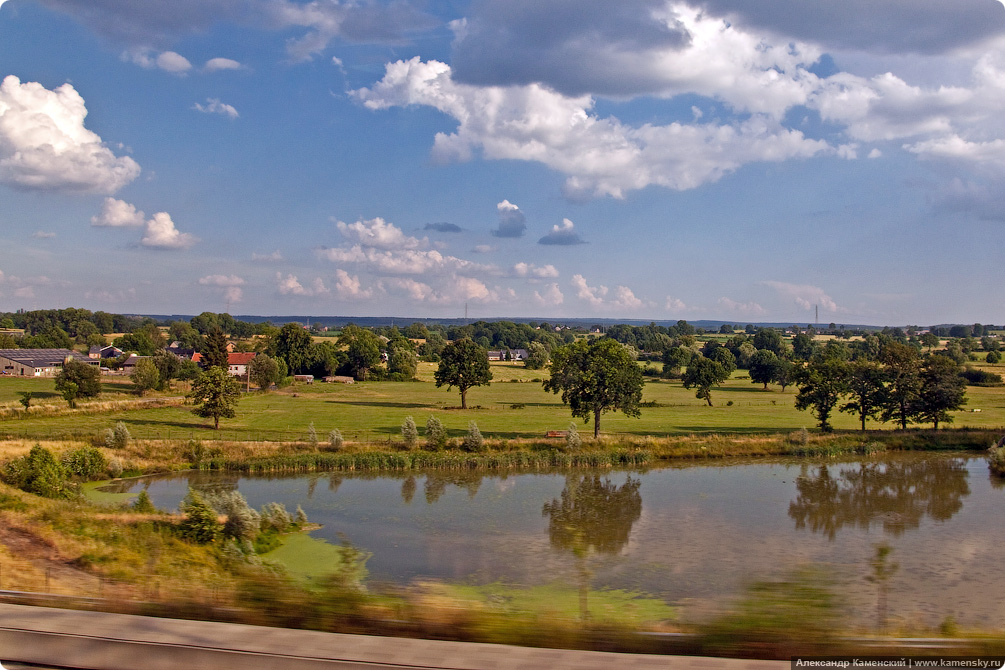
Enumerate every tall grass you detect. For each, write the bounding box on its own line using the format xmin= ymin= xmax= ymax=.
xmin=202 ymin=447 xmax=653 ymax=474
xmin=0 ymin=396 xmax=184 ymax=421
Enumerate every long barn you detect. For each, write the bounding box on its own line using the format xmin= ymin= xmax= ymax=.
xmin=0 ymin=349 xmax=98 ymax=377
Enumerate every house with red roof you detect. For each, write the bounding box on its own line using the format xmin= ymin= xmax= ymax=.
xmin=192 ymin=351 xmax=257 ymax=377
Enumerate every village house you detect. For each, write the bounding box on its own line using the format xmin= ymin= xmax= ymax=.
xmin=191 ymin=351 xmax=257 ymax=377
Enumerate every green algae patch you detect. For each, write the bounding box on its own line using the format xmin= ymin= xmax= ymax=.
xmin=82 ymin=480 xmax=138 ymax=506
xmin=261 ymin=532 xmax=360 ymax=583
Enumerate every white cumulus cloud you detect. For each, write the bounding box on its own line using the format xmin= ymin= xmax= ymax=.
xmin=0 ymin=76 xmax=140 ymax=194
xmin=91 ymin=197 xmax=145 ymax=227
xmin=276 ymin=273 xmax=329 ymax=296
xmin=334 ymin=269 xmax=373 ymax=299
xmin=156 ymin=51 xmax=193 ymax=74
xmin=492 ymin=199 xmax=527 ymax=237
xmin=193 ymin=98 xmax=239 ymax=119
xmin=533 ymin=283 xmax=565 ymax=306
xmin=513 ymin=262 xmax=559 ymax=279
xmin=141 ymin=212 xmax=198 ymax=249
xmin=539 ymin=218 xmax=586 ymax=245
xmin=335 ymin=216 xmax=424 ymax=249
xmin=204 ymin=57 xmax=242 ymax=72
xmin=353 ymin=58 xmax=828 ymax=199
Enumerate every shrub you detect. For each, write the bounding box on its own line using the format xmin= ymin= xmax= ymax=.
xmin=107 ymin=457 xmax=123 ymax=479
xmin=295 ymin=505 xmax=308 ymax=525
xmin=62 ymin=446 xmax=107 ymax=480
xmin=425 ymin=416 xmax=447 ymax=451
xmin=0 ymin=445 xmax=73 ymax=499
xmin=462 ymin=421 xmax=485 ymax=452
xmin=178 ymin=489 xmax=221 ymax=544
xmin=401 ymin=416 xmax=418 ymax=449
xmin=987 ymin=351 xmax=1002 ymax=364
xmin=132 ymin=490 xmax=156 ymax=513
xmin=566 ymin=422 xmax=582 ymax=451
xmin=962 ymin=367 xmax=1003 ymax=386
xmin=111 ymin=422 xmax=131 ymax=449
xmin=327 ymin=429 xmax=344 ymax=452
xmin=206 ymin=491 xmax=260 ymax=542
xmin=788 ymin=427 xmax=809 ymax=446
xmin=96 ymin=428 xmax=115 ymax=449
xmin=260 ymin=502 xmax=293 ymax=533
xmin=307 ymin=422 xmax=318 ymax=450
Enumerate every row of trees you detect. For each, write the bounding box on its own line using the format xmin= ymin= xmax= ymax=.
xmin=794 ymin=344 xmax=967 ymax=432
xmin=432 ymin=332 xmax=976 ymax=439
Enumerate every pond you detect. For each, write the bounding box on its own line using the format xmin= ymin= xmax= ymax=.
xmin=101 ymin=451 xmax=1004 ymax=628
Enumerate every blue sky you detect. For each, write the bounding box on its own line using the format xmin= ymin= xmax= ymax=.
xmin=2 ymin=0 xmax=1005 ymax=325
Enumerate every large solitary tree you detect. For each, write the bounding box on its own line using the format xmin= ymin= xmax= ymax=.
xmin=55 ymin=359 xmax=101 ymax=399
xmin=434 ymin=338 xmax=492 ymax=409
xmin=189 ymin=366 xmax=241 ymax=429
xmin=544 ymin=338 xmax=644 ymax=438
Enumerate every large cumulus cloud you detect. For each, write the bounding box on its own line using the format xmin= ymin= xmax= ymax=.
xmin=0 ymin=76 xmax=140 ymax=193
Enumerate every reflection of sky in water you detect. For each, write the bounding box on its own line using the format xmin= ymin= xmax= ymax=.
xmin=109 ymin=453 xmax=1005 ymax=627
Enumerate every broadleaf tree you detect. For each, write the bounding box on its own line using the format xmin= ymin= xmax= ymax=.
xmin=681 ymin=356 xmax=730 ymax=406
xmin=434 ymin=338 xmax=492 ymax=409
xmin=189 ymin=366 xmax=241 ymax=429
xmin=543 ymin=338 xmax=644 ymax=439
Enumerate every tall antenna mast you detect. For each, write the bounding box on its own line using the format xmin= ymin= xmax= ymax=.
xmin=465 ymin=302 xmax=468 ymax=323
xmin=815 ymin=305 xmax=819 ymax=325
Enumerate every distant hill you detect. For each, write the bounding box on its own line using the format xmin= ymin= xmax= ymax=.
xmin=135 ymin=314 xmax=888 ymax=331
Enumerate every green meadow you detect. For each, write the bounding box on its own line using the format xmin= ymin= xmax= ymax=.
xmin=1 ymin=361 xmax=1003 ymax=443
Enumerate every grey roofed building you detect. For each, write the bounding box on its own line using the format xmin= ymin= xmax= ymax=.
xmin=0 ymin=349 xmax=97 ymax=377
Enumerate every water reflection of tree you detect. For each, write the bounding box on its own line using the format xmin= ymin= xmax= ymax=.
xmin=422 ymin=472 xmax=483 ymax=504
xmin=401 ymin=475 xmax=416 ymax=504
xmin=789 ymin=457 xmax=970 ymax=540
xmin=542 ymin=474 xmax=642 ymax=619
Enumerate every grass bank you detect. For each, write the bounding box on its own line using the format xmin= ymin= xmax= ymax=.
xmin=1 ymin=427 xmax=998 ymax=480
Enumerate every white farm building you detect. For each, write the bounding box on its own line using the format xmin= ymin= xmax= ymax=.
xmin=0 ymin=349 xmax=97 ymax=377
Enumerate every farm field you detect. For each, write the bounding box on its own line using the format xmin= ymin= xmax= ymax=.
xmin=1 ymin=361 xmax=1003 ymax=443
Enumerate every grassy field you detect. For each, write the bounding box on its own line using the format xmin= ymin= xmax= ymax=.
xmin=1 ymin=361 xmax=1003 ymax=443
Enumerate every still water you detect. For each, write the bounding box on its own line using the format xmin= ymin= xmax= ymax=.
xmin=105 ymin=452 xmax=1004 ymax=627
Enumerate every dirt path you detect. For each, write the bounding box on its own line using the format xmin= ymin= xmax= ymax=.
xmin=0 ymin=523 xmax=101 ymax=596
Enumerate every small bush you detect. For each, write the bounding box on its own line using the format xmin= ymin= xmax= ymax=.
xmin=425 ymin=416 xmax=447 ymax=451
xmin=260 ymin=501 xmax=293 ymax=533
xmin=111 ymin=422 xmax=131 ymax=449
xmin=132 ymin=490 xmax=157 ymax=513
xmin=326 ymin=429 xmax=344 ymax=452
xmin=97 ymin=428 xmax=115 ymax=449
xmin=107 ymin=457 xmax=123 ymax=479
xmin=566 ymin=422 xmax=582 ymax=450
xmin=178 ymin=489 xmax=221 ymax=544
xmin=401 ymin=416 xmax=418 ymax=449
xmin=987 ymin=351 xmax=1002 ymax=364
xmin=62 ymin=446 xmax=107 ymax=480
xmin=307 ymin=422 xmax=319 ymax=450
xmin=0 ymin=445 xmax=74 ymax=499
xmin=462 ymin=421 xmax=485 ymax=452
xmin=295 ymin=505 xmax=308 ymax=525
xmin=788 ymin=427 xmax=809 ymax=446
xmin=209 ymin=491 xmax=261 ymax=542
